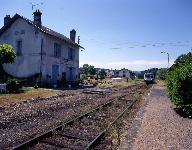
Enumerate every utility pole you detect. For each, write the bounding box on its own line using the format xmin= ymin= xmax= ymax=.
xmin=161 ymin=51 xmax=170 ymax=68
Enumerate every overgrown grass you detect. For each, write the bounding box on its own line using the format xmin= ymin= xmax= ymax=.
xmin=0 ymin=87 xmax=61 ymax=105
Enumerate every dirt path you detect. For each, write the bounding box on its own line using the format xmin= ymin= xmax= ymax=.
xmin=119 ymin=84 xmax=192 ymax=150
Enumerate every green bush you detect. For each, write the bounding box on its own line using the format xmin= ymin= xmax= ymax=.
xmin=6 ymin=79 xmax=22 ymax=93
xmin=157 ymin=68 xmax=168 ymax=80
xmin=99 ymin=69 xmax=107 ymax=79
xmin=166 ymin=63 xmax=192 ymax=117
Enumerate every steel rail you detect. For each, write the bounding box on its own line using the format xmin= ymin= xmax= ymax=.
xmin=12 ymin=95 xmax=125 ymax=150
xmin=12 ymin=84 xmax=143 ymax=150
xmin=84 ymin=99 xmax=137 ymax=150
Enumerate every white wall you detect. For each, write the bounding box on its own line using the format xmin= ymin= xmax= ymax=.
xmin=0 ymin=18 xmax=80 ymax=83
xmin=0 ymin=18 xmax=42 ymax=78
xmin=119 ymin=69 xmax=131 ymax=79
xmin=41 ymin=32 xmax=79 ymax=82
xmin=106 ymin=69 xmax=114 ymax=77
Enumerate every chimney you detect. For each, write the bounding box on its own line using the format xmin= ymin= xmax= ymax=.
xmin=33 ymin=9 xmax=42 ymax=27
xmin=4 ymin=15 xmax=11 ymax=26
xmin=70 ymin=29 xmax=76 ymax=42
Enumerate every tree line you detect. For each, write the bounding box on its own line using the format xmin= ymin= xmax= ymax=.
xmin=82 ymin=64 xmax=106 ymax=79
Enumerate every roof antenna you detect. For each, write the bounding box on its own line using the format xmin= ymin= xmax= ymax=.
xmin=78 ymin=36 xmax=80 ymax=44
xmin=29 ymin=2 xmax=44 ymax=11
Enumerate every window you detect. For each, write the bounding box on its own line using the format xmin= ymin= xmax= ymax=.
xmin=54 ymin=43 xmax=61 ymax=58
xmin=62 ymin=72 xmax=66 ymax=82
xmin=68 ymin=48 xmax=75 ymax=60
xmin=16 ymin=40 xmax=22 ymax=56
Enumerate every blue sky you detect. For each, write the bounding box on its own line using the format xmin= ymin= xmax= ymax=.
xmin=1 ymin=0 xmax=192 ymax=71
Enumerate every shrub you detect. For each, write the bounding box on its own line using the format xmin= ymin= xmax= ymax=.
xmin=166 ymin=63 xmax=192 ymax=117
xmin=157 ymin=68 xmax=168 ymax=80
xmin=34 ymin=84 xmax=39 ymax=89
xmin=99 ymin=69 xmax=107 ymax=79
xmin=6 ymin=79 xmax=22 ymax=93
xmin=80 ymin=74 xmax=87 ymax=83
xmin=0 ymin=44 xmax=16 ymax=64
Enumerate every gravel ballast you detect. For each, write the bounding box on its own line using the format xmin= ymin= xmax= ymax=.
xmin=0 ymin=84 xmax=145 ymax=149
xmin=119 ymin=84 xmax=192 ymax=150
xmin=0 ymin=90 xmax=114 ymax=149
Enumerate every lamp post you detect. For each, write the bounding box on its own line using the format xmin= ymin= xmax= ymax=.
xmin=161 ymin=51 xmax=170 ymax=68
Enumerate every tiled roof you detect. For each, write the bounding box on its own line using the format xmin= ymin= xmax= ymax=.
xmin=0 ymin=14 xmax=84 ymax=49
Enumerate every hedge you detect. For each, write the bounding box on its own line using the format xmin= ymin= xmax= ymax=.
xmin=6 ymin=79 xmax=22 ymax=93
xmin=166 ymin=63 xmax=192 ymax=117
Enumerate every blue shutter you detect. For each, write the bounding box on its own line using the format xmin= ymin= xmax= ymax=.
xmin=68 ymin=48 xmax=73 ymax=60
xmin=72 ymin=49 xmax=75 ymax=60
xmin=16 ymin=40 xmax=22 ymax=56
xmin=54 ymin=43 xmax=61 ymax=57
xmin=58 ymin=44 xmax=61 ymax=57
xmin=54 ymin=43 xmax=56 ymax=57
xmin=68 ymin=48 xmax=70 ymax=59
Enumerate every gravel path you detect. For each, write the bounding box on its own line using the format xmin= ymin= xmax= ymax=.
xmin=120 ymin=84 xmax=192 ymax=150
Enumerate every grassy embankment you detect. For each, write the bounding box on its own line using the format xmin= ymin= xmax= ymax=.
xmin=0 ymin=87 xmax=61 ymax=105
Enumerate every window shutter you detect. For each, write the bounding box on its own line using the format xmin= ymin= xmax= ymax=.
xmin=16 ymin=40 xmax=22 ymax=56
xmin=58 ymin=44 xmax=61 ymax=57
xmin=54 ymin=43 xmax=56 ymax=57
xmin=68 ymin=48 xmax=70 ymax=59
xmin=54 ymin=43 xmax=61 ymax=57
xmin=72 ymin=49 xmax=75 ymax=60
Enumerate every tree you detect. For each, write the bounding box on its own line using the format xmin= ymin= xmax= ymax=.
xmin=0 ymin=44 xmax=16 ymax=80
xmin=0 ymin=44 xmax=16 ymax=64
xmin=82 ymin=64 xmax=96 ymax=75
xmin=174 ymin=52 xmax=192 ymax=66
xmin=170 ymin=52 xmax=192 ymax=71
xmin=166 ymin=51 xmax=192 ymax=117
xmin=166 ymin=63 xmax=192 ymax=117
xmin=157 ymin=68 xmax=167 ymax=80
xmin=82 ymin=64 xmax=89 ymax=75
xmin=89 ymin=65 xmax=96 ymax=75
xmin=99 ymin=69 xmax=107 ymax=79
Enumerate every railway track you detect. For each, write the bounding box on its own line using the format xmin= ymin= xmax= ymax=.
xmin=12 ymin=84 xmax=145 ymax=150
xmin=82 ymin=84 xmax=142 ymax=95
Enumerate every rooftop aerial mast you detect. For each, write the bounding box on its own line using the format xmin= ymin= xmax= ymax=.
xmin=29 ymin=2 xmax=44 ymax=11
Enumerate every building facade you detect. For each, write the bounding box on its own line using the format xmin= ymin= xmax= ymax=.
xmin=118 ymin=68 xmax=131 ymax=78
xmin=105 ymin=68 xmax=131 ymax=79
xmin=105 ymin=69 xmax=115 ymax=78
xmin=0 ymin=10 xmax=83 ymax=84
